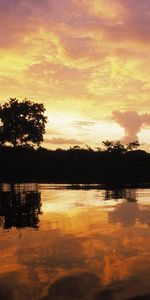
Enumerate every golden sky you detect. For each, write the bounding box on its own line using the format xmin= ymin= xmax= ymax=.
xmin=0 ymin=0 xmax=150 ymax=149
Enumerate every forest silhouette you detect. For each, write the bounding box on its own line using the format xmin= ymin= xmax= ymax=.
xmin=0 ymin=144 xmax=149 ymax=185
xmin=0 ymin=98 xmax=149 ymax=185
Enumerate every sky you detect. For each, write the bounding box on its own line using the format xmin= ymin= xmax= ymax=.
xmin=0 ymin=0 xmax=150 ymax=150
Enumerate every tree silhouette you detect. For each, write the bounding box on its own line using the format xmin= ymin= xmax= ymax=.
xmin=0 ymin=98 xmax=47 ymax=147
xmin=102 ymin=140 xmax=114 ymax=152
xmin=102 ymin=140 xmax=140 ymax=153
xmin=127 ymin=141 xmax=140 ymax=151
xmin=102 ymin=140 xmax=126 ymax=154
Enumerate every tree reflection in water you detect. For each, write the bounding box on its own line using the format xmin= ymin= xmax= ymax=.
xmin=0 ymin=188 xmax=41 ymax=229
xmin=104 ymin=189 xmax=150 ymax=227
xmin=104 ymin=188 xmax=137 ymax=202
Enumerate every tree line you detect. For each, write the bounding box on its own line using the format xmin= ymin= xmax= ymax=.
xmin=0 ymin=98 xmax=149 ymax=184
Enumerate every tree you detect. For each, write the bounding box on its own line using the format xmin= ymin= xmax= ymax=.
xmin=127 ymin=141 xmax=140 ymax=151
xmin=102 ymin=140 xmax=114 ymax=152
xmin=102 ymin=140 xmax=126 ymax=154
xmin=112 ymin=141 xmax=126 ymax=154
xmin=0 ymin=98 xmax=47 ymax=147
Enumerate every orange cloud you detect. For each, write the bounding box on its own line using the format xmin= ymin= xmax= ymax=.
xmin=113 ymin=111 xmax=150 ymax=143
xmin=44 ymin=137 xmax=84 ymax=145
xmin=0 ymin=0 xmax=149 ymax=149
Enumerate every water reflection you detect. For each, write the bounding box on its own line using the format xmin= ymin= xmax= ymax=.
xmin=104 ymin=189 xmax=150 ymax=226
xmin=0 ymin=188 xmax=41 ymax=229
xmin=0 ymin=185 xmax=150 ymax=300
xmin=43 ymin=272 xmax=100 ymax=300
xmin=104 ymin=189 xmax=137 ymax=202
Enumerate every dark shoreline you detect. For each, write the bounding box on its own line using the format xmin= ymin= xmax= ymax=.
xmin=0 ymin=181 xmax=150 ymax=190
xmin=0 ymin=147 xmax=150 ymax=186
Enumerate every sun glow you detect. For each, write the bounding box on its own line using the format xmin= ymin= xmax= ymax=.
xmin=0 ymin=0 xmax=149 ymax=150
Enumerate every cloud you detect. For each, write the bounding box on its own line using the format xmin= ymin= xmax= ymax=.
xmin=113 ymin=111 xmax=150 ymax=143
xmin=0 ymin=0 xmax=150 ymax=148
xmin=44 ymin=137 xmax=84 ymax=145
xmin=45 ymin=128 xmax=61 ymax=135
xmin=73 ymin=121 xmax=97 ymax=127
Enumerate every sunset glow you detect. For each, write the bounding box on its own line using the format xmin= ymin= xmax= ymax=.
xmin=0 ymin=0 xmax=150 ymax=149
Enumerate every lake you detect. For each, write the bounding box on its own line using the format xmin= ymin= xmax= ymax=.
xmin=0 ymin=184 xmax=150 ymax=300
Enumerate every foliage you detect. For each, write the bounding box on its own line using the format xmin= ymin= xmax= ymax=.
xmin=102 ymin=140 xmax=126 ymax=154
xmin=0 ymin=98 xmax=47 ymax=147
xmin=102 ymin=140 xmax=140 ymax=153
xmin=102 ymin=140 xmax=114 ymax=152
xmin=126 ymin=141 xmax=140 ymax=151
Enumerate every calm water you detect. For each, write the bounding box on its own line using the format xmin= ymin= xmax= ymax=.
xmin=0 ymin=184 xmax=150 ymax=300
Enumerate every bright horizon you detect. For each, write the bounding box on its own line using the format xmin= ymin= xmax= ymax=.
xmin=0 ymin=0 xmax=150 ymax=150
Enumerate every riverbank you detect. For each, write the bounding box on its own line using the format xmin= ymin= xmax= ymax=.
xmin=0 ymin=146 xmax=150 ymax=184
